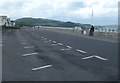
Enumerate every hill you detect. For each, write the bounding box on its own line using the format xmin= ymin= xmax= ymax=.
xmin=15 ymin=17 xmax=91 ymax=29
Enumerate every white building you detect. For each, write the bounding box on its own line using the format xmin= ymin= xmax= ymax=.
xmin=0 ymin=16 xmax=15 ymax=27
xmin=10 ymin=21 xmax=16 ymax=26
xmin=73 ymin=26 xmax=82 ymax=31
xmin=99 ymin=25 xmax=118 ymax=33
xmin=0 ymin=16 xmax=8 ymax=26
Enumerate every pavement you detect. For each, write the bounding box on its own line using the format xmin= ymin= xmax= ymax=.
xmin=2 ymin=28 xmax=118 ymax=81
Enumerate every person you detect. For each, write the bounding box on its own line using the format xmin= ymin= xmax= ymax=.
xmin=89 ymin=25 xmax=94 ymax=36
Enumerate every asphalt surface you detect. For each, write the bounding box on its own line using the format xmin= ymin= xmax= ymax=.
xmin=2 ymin=28 xmax=118 ymax=81
xmin=0 ymin=29 xmax=2 ymax=82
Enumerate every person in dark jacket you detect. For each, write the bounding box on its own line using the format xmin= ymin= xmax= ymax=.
xmin=89 ymin=25 xmax=94 ymax=36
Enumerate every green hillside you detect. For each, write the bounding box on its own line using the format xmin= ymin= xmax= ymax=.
xmin=15 ymin=17 xmax=91 ymax=29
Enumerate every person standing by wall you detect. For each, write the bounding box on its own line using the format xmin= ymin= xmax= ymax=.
xmin=89 ymin=25 xmax=94 ymax=36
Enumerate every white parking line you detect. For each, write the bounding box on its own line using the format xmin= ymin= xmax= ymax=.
xmin=52 ymin=41 xmax=56 ymax=43
xmin=24 ymin=46 xmax=34 ymax=49
xmin=22 ymin=52 xmax=38 ymax=57
xmin=61 ymin=48 xmax=71 ymax=51
xmin=66 ymin=46 xmax=72 ymax=49
xmin=32 ymin=65 xmax=52 ymax=71
xmin=82 ymin=55 xmax=94 ymax=59
xmin=82 ymin=55 xmax=108 ymax=60
xmin=76 ymin=49 xmax=87 ymax=54
xmin=58 ymin=43 xmax=63 ymax=46
xmin=52 ymin=43 xmax=63 ymax=46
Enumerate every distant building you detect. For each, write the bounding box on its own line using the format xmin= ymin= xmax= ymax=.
xmin=0 ymin=16 xmax=8 ymax=26
xmin=0 ymin=16 xmax=15 ymax=27
xmin=11 ymin=21 xmax=16 ymax=26
xmin=73 ymin=26 xmax=82 ymax=31
xmin=99 ymin=25 xmax=118 ymax=33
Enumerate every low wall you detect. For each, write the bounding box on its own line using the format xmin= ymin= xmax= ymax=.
xmin=94 ymin=32 xmax=118 ymax=38
xmin=40 ymin=27 xmax=118 ymax=39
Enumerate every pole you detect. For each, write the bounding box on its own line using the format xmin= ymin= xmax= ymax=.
xmin=91 ymin=9 xmax=93 ymax=25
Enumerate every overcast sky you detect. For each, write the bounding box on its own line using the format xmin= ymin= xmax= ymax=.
xmin=0 ymin=0 xmax=118 ymax=25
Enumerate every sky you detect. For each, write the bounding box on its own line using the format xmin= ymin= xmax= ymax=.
xmin=0 ymin=0 xmax=119 ymax=25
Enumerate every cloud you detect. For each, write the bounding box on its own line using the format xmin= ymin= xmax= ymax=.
xmin=0 ymin=0 xmax=118 ymax=25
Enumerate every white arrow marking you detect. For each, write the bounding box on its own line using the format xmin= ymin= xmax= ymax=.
xmin=82 ymin=55 xmax=95 ymax=59
xmin=76 ymin=49 xmax=87 ymax=54
xmin=22 ymin=52 xmax=38 ymax=57
xmin=94 ymin=55 xmax=108 ymax=60
xmin=82 ymin=55 xmax=108 ymax=60
xmin=32 ymin=65 xmax=52 ymax=71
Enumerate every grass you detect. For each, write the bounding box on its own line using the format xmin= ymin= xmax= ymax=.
xmin=2 ymin=26 xmax=20 ymax=31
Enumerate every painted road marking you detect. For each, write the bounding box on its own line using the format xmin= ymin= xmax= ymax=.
xmin=94 ymin=55 xmax=108 ymax=60
xmin=32 ymin=65 xmax=52 ymax=71
xmin=82 ymin=55 xmax=94 ymax=59
xmin=52 ymin=41 xmax=56 ymax=43
xmin=61 ymin=48 xmax=71 ymax=51
xmin=58 ymin=43 xmax=63 ymax=46
xmin=44 ymin=38 xmax=47 ymax=40
xmin=42 ymin=37 xmax=44 ymax=38
xmin=82 ymin=55 xmax=108 ymax=60
xmin=49 ymin=40 xmax=51 ymax=42
xmin=66 ymin=46 xmax=72 ymax=49
xmin=24 ymin=46 xmax=34 ymax=49
xmin=76 ymin=49 xmax=87 ymax=54
xmin=21 ymin=43 xmax=26 ymax=44
xmin=52 ymin=43 xmax=63 ymax=46
xmin=22 ymin=52 xmax=38 ymax=57
xmin=61 ymin=45 xmax=72 ymax=51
